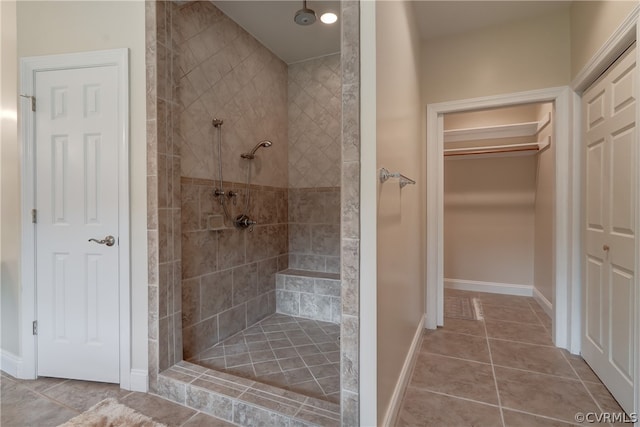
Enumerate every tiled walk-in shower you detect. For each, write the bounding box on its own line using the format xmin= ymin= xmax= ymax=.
xmin=189 ymin=314 xmax=340 ymax=403
xmin=147 ymin=0 xmax=362 ymax=425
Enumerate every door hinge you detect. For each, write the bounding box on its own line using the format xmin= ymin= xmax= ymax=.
xmin=32 ymin=321 xmax=37 ymax=335
xmin=20 ymin=94 xmax=36 ymax=112
xmin=31 ymin=209 xmax=37 ymax=224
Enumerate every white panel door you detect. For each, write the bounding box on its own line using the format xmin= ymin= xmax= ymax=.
xmin=35 ymin=65 xmax=120 ymax=383
xmin=582 ymin=43 xmax=636 ymax=413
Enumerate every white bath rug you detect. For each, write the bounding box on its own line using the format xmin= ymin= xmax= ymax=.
xmin=58 ymin=398 xmax=167 ymax=427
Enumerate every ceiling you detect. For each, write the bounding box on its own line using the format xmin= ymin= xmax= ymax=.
xmin=212 ymin=1 xmax=341 ymax=64
xmin=412 ymin=1 xmax=570 ymax=41
xmin=211 ymin=1 xmax=570 ymax=64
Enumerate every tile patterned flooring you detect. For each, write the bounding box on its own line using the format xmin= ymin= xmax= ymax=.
xmin=396 ymin=289 xmax=628 ymax=427
xmin=188 ymin=313 xmax=341 ymax=404
xmin=0 ymin=371 xmax=234 ymax=427
xmin=3 ymin=290 xmax=629 ymax=427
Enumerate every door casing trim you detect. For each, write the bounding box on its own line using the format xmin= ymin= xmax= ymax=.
xmin=19 ymin=48 xmax=131 ymax=388
xmin=425 ymin=86 xmax=577 ymax=354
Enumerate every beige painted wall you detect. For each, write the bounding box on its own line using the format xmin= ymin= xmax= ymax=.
xmin=11 ymin=1 xmax=148 ymax=372
xmin=444 ymin=155 xmax=537 ymax=287
xmin=1 ymin=0 xmax=20 ymax=356
xmin=571 ymin=1 xmax=638 ymax=79
xmin=376 ymin=1 xmax=425 ymax=423
xmin=534 ymin=103 xmax=555 ymax=304
xmin=422 ymin=7 xmax=571 ymax=104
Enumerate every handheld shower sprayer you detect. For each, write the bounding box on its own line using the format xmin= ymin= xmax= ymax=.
xmin=241 ymin=140 xmax=273 ymax=159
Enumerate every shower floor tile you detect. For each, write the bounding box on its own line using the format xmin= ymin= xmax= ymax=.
xmin=189 ymin=313 xmax=340 ymax=403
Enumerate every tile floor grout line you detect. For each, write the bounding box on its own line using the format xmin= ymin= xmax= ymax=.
xmin=186 ymin=313 xmax=340 ymax=404
xmin=395 ymin=290 xmax=623 ymax=427
xmin=483 ymin=335 xmax=555 ymax=347
xmin=559 ymin=349 xmax=613 ymax=424
xmin=419 ymin=350 xmax=494 ymax=366
xmin=405 ymin=385 xmax=503 ymax=409
xmin=178 ymin=410 xmax=206 ymax=427
xmin=15 ymin=380 xmax=83 ymax=415
xmin=501 ymin=405 xmax=582 ymax=426
xmin=532 ymin=308 xmax=553 ymax=336
xmin=482 ymin=311 xmax=507 ymax=427
xmin=489 ymin=362 xmax=583 ymax=382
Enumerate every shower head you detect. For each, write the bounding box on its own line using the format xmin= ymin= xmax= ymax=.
xmin=294 ymin=0 xmax=316 ymax=25
xmin=241 ymin=140 xmax=273 ymax=159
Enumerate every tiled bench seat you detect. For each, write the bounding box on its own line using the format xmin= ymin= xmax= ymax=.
xmin=275 ymin=269 xmax=341 ymax=324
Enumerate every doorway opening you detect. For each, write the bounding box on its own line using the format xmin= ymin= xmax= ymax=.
xmin=443 ymin=102 xmax=554 ymax=313
xmin=425 ymin=87 xmax=580 ymax=353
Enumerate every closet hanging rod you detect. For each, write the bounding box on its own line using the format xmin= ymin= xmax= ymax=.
xmin=379 ymin=167 xmax=416 ymax=188
xmin=444 ymin=137 xmax=550 ymax=158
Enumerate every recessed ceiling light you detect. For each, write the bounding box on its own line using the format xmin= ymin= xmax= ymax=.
xmin=320 ymin=12 xmax=338 ymax=24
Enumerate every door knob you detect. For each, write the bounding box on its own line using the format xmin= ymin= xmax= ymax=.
xmin=88 ymin=235 xmax=116 ymax=247
xmin=603 ymin=244 xmax=610 ymax=251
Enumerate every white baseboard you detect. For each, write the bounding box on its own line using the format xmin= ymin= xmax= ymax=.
xmin=1 ymin=350 xmax=22 ymax=378
xmin=381 ymin=314 xmax=425 ymax=427
xmin=445 ymin=278 xmax=533 ymax=297
xmin=533 ymin=287 xmax=553 ymax=318
xmin=128 ymin=369 xmax=148 ymax=392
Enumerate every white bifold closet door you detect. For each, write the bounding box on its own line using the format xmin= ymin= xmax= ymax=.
xmin=582 ymin=43 xmax=636 ymax=414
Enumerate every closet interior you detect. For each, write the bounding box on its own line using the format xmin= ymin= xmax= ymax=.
xmin=443 ymin=102 xmax=555 ymax=316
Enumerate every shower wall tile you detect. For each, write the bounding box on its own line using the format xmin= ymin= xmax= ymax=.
xmin=180 ymin=178 xmax=284 ymax=358
xmin=311 ymin=224 xmax=340 ymax=256
xmin=289 ymin=224 xmax=311 ymax=253
xmin=342 ymin=239 xmax=360 ymax=317
xmin=288 ymin=188 xmax=340 ymax=272
xmin=232 ymin=263 xmax=258 ymax=306
xmin=181 ymin=278 xmax=199 ymax=328
xmin=340 ymin=1 xmax=360 ymax=425
xmin=175 ymin=1 xmax=288 ymax=188
xmin=342 ymin=161 xmax=360 ymax=241
xmin=247 ymin=292 xmax=272 ymax=326
xmin=257 ymin=257 xmax=278 ymax=294
xmin=183 ymin=316 xmax=218 ymax=360
xmin=288 ymin=54 xmax=342 ymax=189
xmin=201 ymin=270 xmax=233 ymax=319
xmin=147 ymin=0 xmax=183 ymax=381
xmin=289 ymin=254 xmax=327 ymax=272
xmin=149 ymin=285 xmax=159 ymax=340
xmin=218 ymin=304 xmax=246 ymax=341
xmin=342 ymin=83 xmax=360 ymax=163
xmin=326 ymin=256 xmax=341 ymax=274
xmin=218 ymin=229 xmax=246 ymax=270
xmin=181 ymin=230 xmax=218 ymax=279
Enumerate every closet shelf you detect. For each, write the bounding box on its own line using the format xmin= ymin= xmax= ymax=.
xmin=444 ymin=136 xmax=551 ymax=159
xmin=444 ymin=112 xmax=551 ymax=143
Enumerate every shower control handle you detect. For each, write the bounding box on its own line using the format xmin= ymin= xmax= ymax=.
xmin=235 ymin=214 xmax=257 ymax=231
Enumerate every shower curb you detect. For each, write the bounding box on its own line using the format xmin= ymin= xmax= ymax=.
xmin=157 ymin=361 xmax=340 ymax=427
